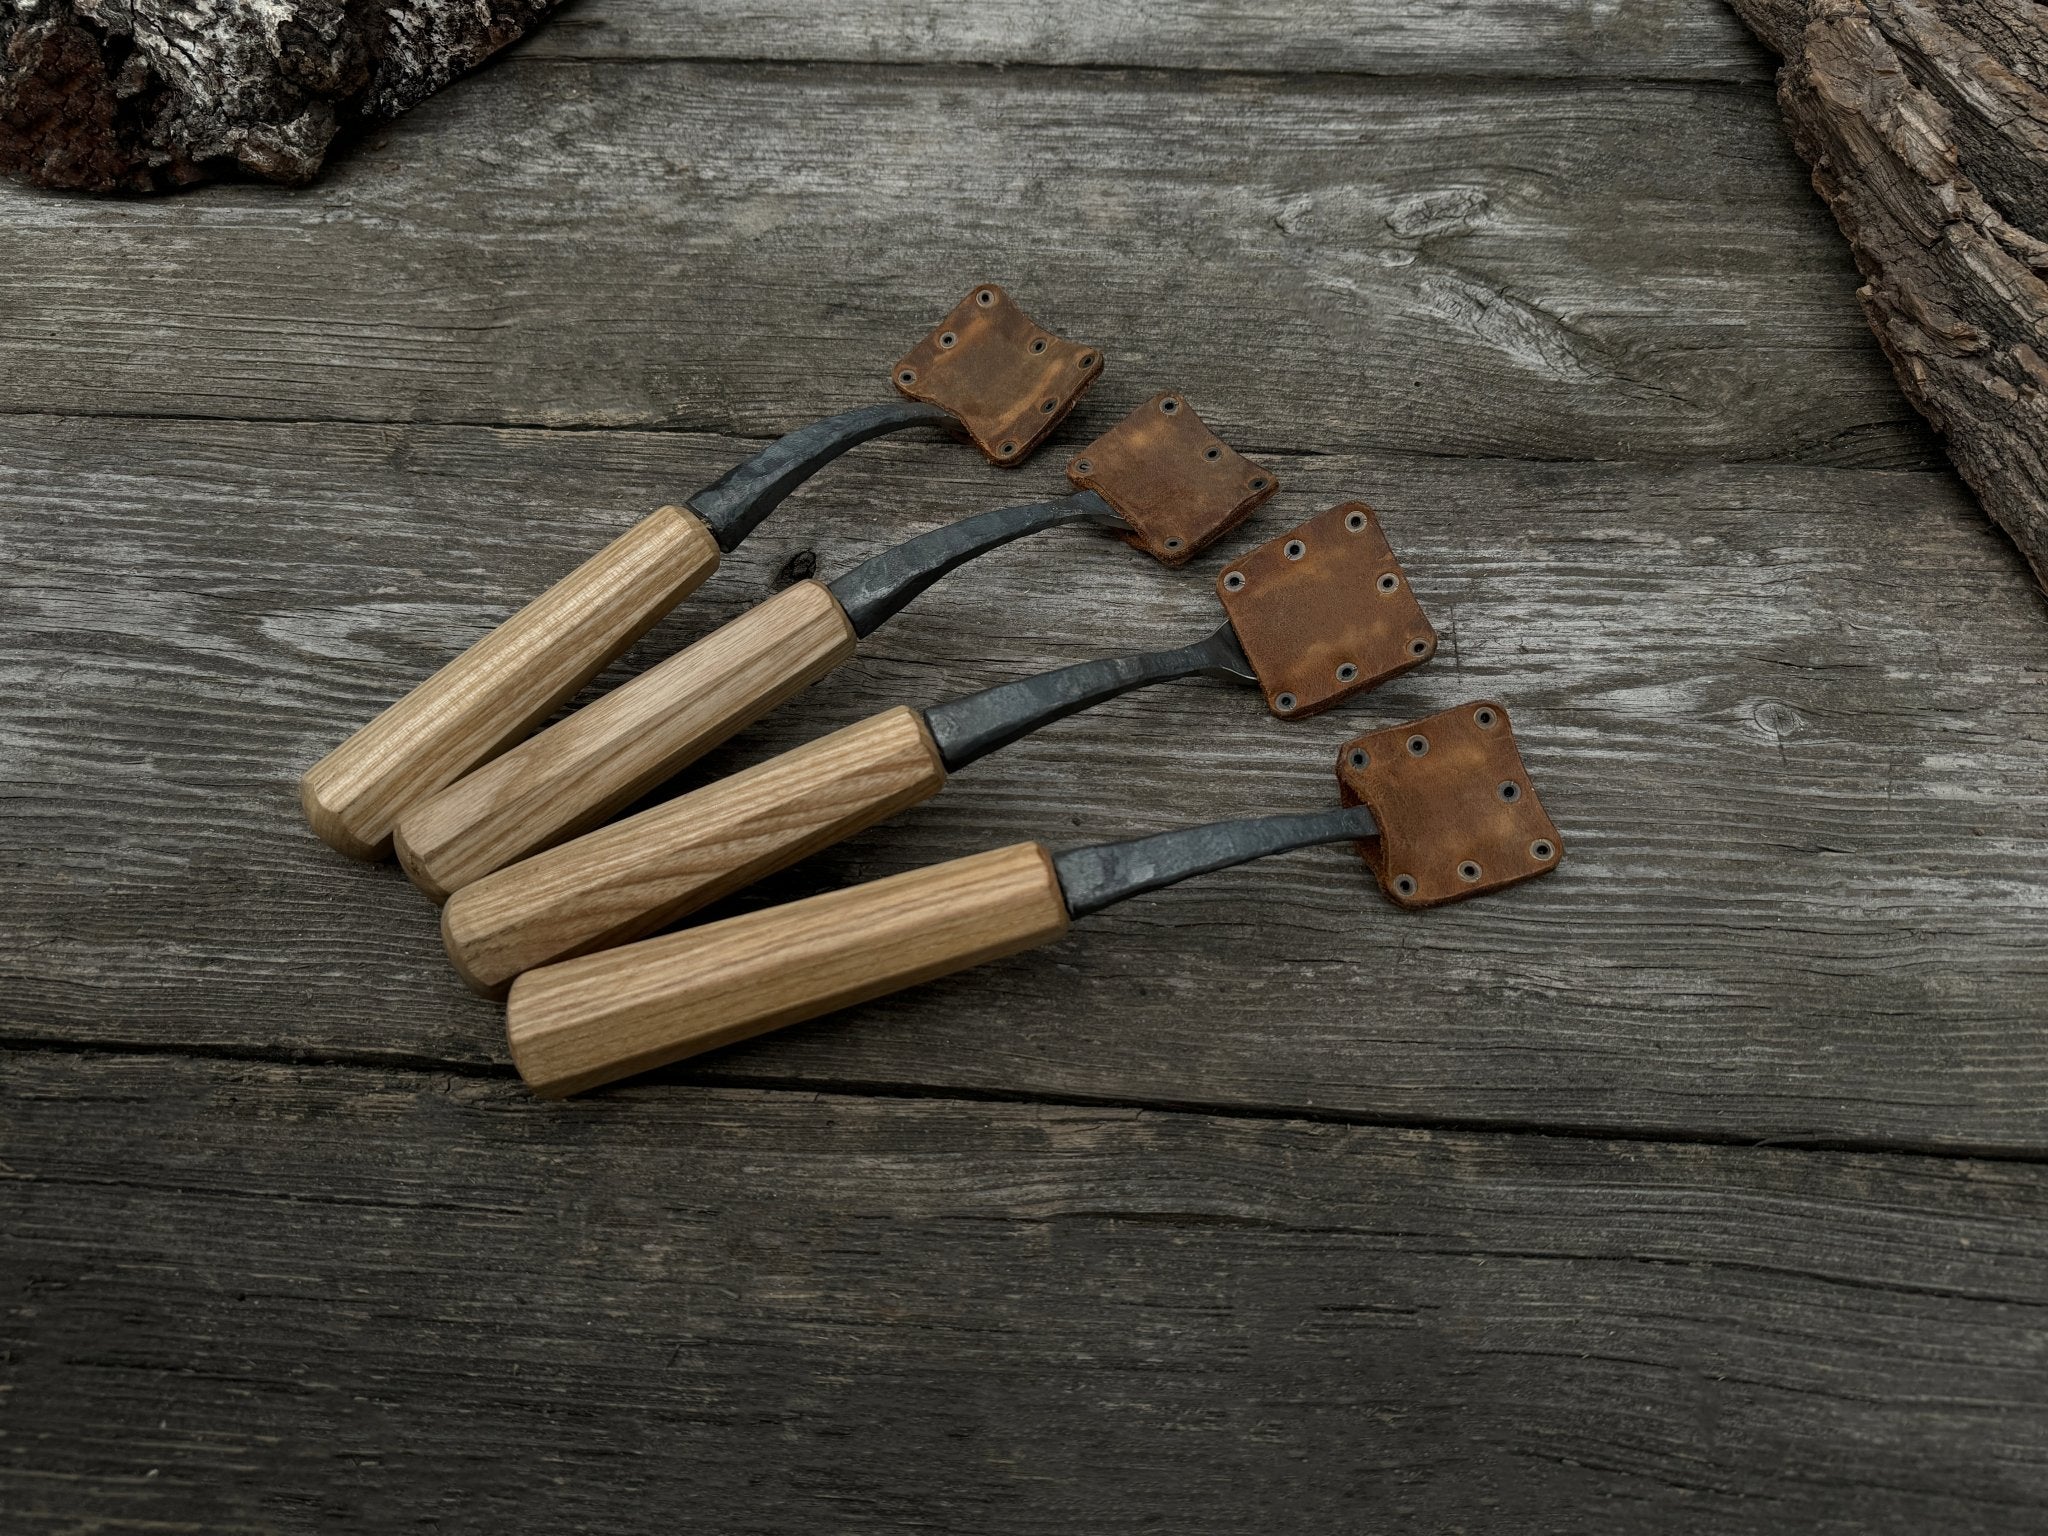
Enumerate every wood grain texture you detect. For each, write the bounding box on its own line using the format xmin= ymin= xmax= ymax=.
xmin=303 ymin=504 xmax=718 ymax=859
xmin=5 ymin=1050 xmax=2045 ymax=1534
xmin=394 ymin=578 xmax=858 ymax=898
xmin=1728 ymin=0 xmax=2048 ymax=589
xmin=532 ymin=0 xmax=1765 ymax=79
xmin=508 ymin=842 xmax=1070 ymax=1096
xmin=0 ymin=54 xmax=1936 ymax=470
xmin=4 ymin=414 xmax=2045 ymax=1148
xmin=444 ymin=704 xmax=947 ymax=996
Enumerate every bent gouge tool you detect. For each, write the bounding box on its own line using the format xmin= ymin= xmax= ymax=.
xmin=393 ymin=391 xmax=1278 ymax=902
xmin=501 ymin=700 xmax=1564 ymax=1097
xmin=441 ymin=501 xmax=1434 ymax=996
xmin=299 ymin=283 xmax=1103 ymax=861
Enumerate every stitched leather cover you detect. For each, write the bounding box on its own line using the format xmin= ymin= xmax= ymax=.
xmin=1065 ymin=392 xmax=1277 ymax=565
xmin=1216 ymin=501 xmax=1435 ymax=717
xmin=891 ymin=285 xmax=1104 ymax=463
xmin=1336 ymin=700 xmax=1563 ymax=908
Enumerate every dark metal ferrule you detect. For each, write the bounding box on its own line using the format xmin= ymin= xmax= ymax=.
xmin=687 ymin=400 xmax=956 ymax=552
xmin=1053 ymin=804 xmax=1381 ymax=919
xmin=921 ymin=623 xmax=1255 ymax=772
xmin=825 ymin=489 xmax=1123 ymax=639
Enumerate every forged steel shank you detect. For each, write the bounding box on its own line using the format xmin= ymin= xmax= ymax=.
xmin=1054 ymin=804 xmax=1381 ymax=919
xmin=686 ymin=400 xmax=956 ymax=552
xmin=922 ymin=623 xmax=1255 ymax=771
xmin=825 ymin=490 xmax=1123 ymax=638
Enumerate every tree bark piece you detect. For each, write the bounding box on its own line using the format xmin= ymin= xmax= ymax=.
xmin=1730 ymin=0 xmax=2048 ymax=588
xmin=0 ymin=0 xmax=557 ymax=192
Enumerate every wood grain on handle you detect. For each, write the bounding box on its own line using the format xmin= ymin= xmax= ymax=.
xmin=505 ymin=842 xmax=1069 ymax=1096
xmin=442 ymin=706 xmax=947 ymax=997
xmin=395 ymin=580 xmax=858 ymax=900
xmin=300 ymin=507 xmax=719 ymax=861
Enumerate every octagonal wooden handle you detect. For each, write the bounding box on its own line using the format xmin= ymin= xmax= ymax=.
xmin=505 ymin=842 xmax=1070 ymax=1097
xmin=300 ymin=508 xmax=720 ymax=861
xmin=395 ymin=580 xmax=859 ymax=900
xmin=441 ymin=706 xmax=949 ymax=997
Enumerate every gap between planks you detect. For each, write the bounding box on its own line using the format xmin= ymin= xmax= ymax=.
xmin=7 ymin=1031 xmax=2047 ymax=1169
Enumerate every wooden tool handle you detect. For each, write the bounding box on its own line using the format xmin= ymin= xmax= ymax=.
xmin=300 ymin=508 xmax=719 ymax=860
xmin=505 ymin=842 xmax=1069 ymax=1096
xmin=442 ymin=707 xmax=949 ymax=997
xmin=395 ymin=580 xmax=858 ymax=899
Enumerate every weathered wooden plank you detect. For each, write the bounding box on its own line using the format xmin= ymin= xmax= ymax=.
xmin=4 ymin=415 xmax=2045 ymax=1149
xmin=529 ymin=0 xmax=1766 ymax=80
xmin=4 ymin=1051 xmax=2043 ymax=1534
xmin=0 ymin=57 xmax=1934 ymax=469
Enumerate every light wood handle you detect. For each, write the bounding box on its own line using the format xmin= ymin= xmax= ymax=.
xmin=441 ymin=706 xmax=948 ymax=997
xmin=300 ymin=508 xmax=719 ymax=860
xmin=506 ymin=842 xmax=1069 ymax=1096
xmin=395 ymin=580 xmax=858 ymax=899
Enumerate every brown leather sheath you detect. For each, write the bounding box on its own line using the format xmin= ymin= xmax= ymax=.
xmin=1066 ymin=392 xmax=1277 ymax=565
xmin=1218 ymin=502 xmax=1436 ymax=718
xmin=891 ymin=284 xmax=1104 ymax=464
xmin=1336 ymin=700 xmax=1563 ymax=908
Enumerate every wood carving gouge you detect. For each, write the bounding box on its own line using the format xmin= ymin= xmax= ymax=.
xmin=301 ymin=283 xmax=1102 ymax=860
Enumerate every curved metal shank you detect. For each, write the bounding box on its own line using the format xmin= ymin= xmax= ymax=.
xmin=686 ymin=400 xmax=956 ymax=551
xmin=825 ymin=490 xmax=1123 ymax=638
xmin=1053 ymin=804 xmax=1381 ymax=919
xmin=922 ymin=623 xmax=1254 ymax=772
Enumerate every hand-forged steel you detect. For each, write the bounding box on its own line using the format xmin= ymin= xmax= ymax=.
xmin=686 ymin=400 xmax=956 ymax=551
xmin=1054 ymin=803 xmax=1381 ymax=919
xmin=825 ymin=490 xmax=1123 ymax=638
xmin=922 ymin=623 xmax=1255 ymax=771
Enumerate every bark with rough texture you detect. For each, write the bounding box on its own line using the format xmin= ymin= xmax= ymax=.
xmin=0 ymin=0 xmax=556 ymax=191
xmin=1730 ymin=0 xmax=2048 ymax=588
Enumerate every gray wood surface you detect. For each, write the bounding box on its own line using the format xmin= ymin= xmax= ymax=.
xmin=7 ymin=1052 xmax=2046 ymax=1534
xmin=3 ymin=2 xmax=2045 ymax=1528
